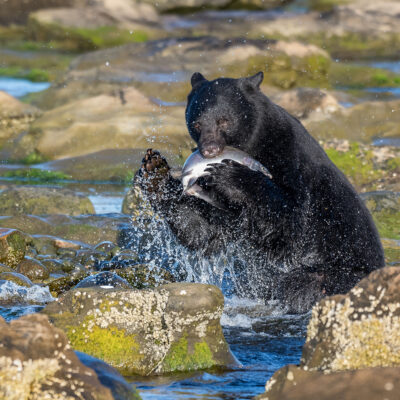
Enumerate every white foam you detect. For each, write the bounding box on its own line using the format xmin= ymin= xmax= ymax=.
xmin=0 ymin=281 xmax=55 ymax=304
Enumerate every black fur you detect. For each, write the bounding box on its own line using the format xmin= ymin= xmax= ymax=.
xmin=137 ymin=73 xmax=385 ymax=313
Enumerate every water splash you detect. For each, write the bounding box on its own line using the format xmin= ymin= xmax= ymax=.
xmin=0 ymin=281 xmax=55 ymax=305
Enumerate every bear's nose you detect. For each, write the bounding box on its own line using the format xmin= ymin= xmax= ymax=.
xmin=201 ymin=142 xmax=223 ymax=158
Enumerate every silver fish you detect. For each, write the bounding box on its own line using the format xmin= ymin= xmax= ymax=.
xmin=181 ymin=146 xmax=272 ymax=207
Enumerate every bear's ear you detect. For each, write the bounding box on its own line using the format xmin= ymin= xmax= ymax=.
xmin=246 ymin=71 xmax=264 ymax=89
xmin=191 ymin=72 xmax=207 ymax=89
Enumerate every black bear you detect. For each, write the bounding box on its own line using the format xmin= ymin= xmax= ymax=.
xmin=137 ymin=72 xmax=385 ymax=313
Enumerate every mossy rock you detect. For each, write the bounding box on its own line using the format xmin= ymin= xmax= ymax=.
xmin=15 ymin=256 xmax=49 ymax=282
xmin=362 ymin=191 xmax=400 ymax=240
xmin=0 ymin=228 xmax=26 ymax=269
xmin=43 ymin=283 xmax=237 ymax=375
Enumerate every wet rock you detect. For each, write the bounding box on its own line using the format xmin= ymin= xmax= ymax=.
xmin=74 ymin=271 xmax=134 ymax=289
xmin=0 ymin=91 xmax=40 ymax=148
xmin=0 ymin=313 xmax=123 ymax=400
xmin=0 ymin=228 xmax=26 ymax=268
xmin=256 ymin=364 xmax=400 ymax=400
xmin=31 ymin=234 xmax=58 ymax=256
xmin=48 ymin=270 xmax=89 ymax=297
xmin=0 ymin=213 xmax=129 ymax=246
xmin=76 ymin=351 xmax=142 ymax=400
xmin=94 ymin=241 xmax=118 ymax=253
xmin=114 ymin=264 xmax=174 ymax=289
xmin=15 ymin=256 xmax=50 ymax=282
xmin=301 ymin=266 xmax=400 ymax=372
xmin=0 ymin=264 xmax=13 ymax=273
xmin=0 ymin=271 xmax=33 ymax=287
xmin=34 ymin=149 xmax=149 ymax=182
xmin=0 ymin=186 xmax=95 ymax=216
xmin=43 ymin=283 xmax=237 ymax=375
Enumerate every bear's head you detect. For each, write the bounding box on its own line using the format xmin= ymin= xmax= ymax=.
xmin=185 ymin=72 xmax=264 ymax=158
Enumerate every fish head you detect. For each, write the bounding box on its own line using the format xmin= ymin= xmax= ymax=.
xmin=186 ymin=72 xmax=264 ymax=157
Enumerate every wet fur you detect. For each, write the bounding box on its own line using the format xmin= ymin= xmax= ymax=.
xmin=137 ymin=73 xmax=385 ymax=313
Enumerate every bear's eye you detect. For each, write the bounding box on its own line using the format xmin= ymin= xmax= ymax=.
xmin=192 ymin=122 xmax=201 ymax=131
xmin=217 ymin=118 xmax=229 ymax=130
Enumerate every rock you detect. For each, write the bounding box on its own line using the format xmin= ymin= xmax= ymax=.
xmin=271 ymin=88 xmax=341 ymax=120
xmin=43 ymin=283 xmax=237 ymax=375
xmin=305 ymin=99 xmax=400 ymax=143
xmin=141 ymin=0 xmax=291 ymax=12
xmin=0 ymin=91 xmax=40 ymax=148
xmin=48 ymin=270 xmax=89 ymax=297
xmin=0 ymin=271 xmax=33 ymax=287
xmin=0 ymin=186 xmax=95 ymax=216
xmin=381 ymin=238 xmax=400 ymax=265
xmin=362 ymin=191 xmax=400 ymax=240
xmin=114 ymin=264 xmax=175 ymax=289
xmin=4 ymin=87 xmax=188 ymax=161
xmin=0 ymin=214 xmax=131 ymax=246
xmin=27 ymin=4 xmax=160 ymax=51
xmin=31 ymin=235 xmax=58 ymax=256
xmin=0 ymin=313 xmax=133 ymax=400
xmin=76 ymin=351 xmax=142 ymax=400
xmin=74 ymin=271 xmax=134 ymax=289
xmin=0 ymin=0 xmax=75 ymax=24
xmin=0 ymin=228 xmax=26 ymax=268
xmin=15 ymin=257 xmax=50 ymax=282
xmin=33 ymin=149 xmax=150 ymax=182
xmin=256 ymin=364 xmax=400 ymax=400
xmin=0 ymin=264 xmax=13 ymax=273
xmin=319 ymin=140 xmax=400 ymax=193
xmin=301 ymin=266 xmax=400 ymax=372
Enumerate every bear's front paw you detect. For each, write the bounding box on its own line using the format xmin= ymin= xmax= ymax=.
xmin=137 ymin=149 xmax=170 ymax=193
xmin=202 ymin=159 xmax=256 ymax=207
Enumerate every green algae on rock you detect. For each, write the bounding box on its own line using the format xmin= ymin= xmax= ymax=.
xmin=0 ymin=228 xmax=26 ymax=269
xmin=43 ymin=283 xmax=237 ymax=375
xmin=301 ymin=266 xmax=400 ymax=372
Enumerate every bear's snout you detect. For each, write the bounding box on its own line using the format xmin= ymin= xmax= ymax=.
xmin=200 ymin=142 xmax=224 ymax=158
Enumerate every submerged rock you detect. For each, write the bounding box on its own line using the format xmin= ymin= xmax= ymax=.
xmin=43 ymin=283 xmax=237 ymax=375
xmin=256 ymin=364 xmax=400 ymax=400
xmin=0 ymin=186 xmax=95 ymax=216
xmin=302 ymin=266 xmax=400 ymax=372
xmin=0 ymin=228 xmax=26 ymax=268
xmin=0 ymin=313 xmax=141 ymax=400
xmin=74 ymin=271 xmax=133 ymax=289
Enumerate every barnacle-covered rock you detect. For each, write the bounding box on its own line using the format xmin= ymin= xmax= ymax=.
xmin=302 ymin=266 xmax=400 ymax=372
xmin=43 ymin=282 xmax=237 ymax=375
xmin=0 ymin=313 xmax=142 ymax=400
